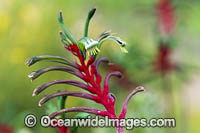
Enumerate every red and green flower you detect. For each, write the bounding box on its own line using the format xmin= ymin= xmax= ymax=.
xmin=26 ymin=8 xmax=144 ymax=133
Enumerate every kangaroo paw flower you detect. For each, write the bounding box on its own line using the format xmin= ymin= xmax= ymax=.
xmin=26 ymin=7 xmax=144 ymax=133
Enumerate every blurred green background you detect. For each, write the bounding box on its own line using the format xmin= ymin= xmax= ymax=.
xmin=0 ymin=0 xmax=200 ymax=133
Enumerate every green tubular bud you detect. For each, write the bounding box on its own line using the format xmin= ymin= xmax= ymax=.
xmin=60 ymin=31 xmax=72 ymax=46
xmin=58 ymin=11 xmax=77 ymax=44
xmin=84 ymin=7 xmax=96 ymax=37
xmin=59 ymin=31 xmax=72 ymax=45
xmin=61 ymin=39 xmax=69 ymax=46
xmin=59 ymin=31 xmax=66 ymax=40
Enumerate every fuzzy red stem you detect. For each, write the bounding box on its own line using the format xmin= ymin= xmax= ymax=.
xmin=67 ymin=44 xmax=117 ymax=118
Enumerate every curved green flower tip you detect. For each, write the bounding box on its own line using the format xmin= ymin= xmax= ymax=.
xmin=59 ymin=31 xmax=72 ymax=46
xmin=84 ymin=7 xmax=96 ymax=37
xmin=59 ymin=31 xmax=66 ymax=40
xmin=88 ymin=7 xmax=96 ymax=20
xmin=58 ymin=10 xmax=64 ymax=24
xmin=114 ymin=37 xmax=126 ymax=47
xmin=58 ymin=10 xmax=77 ymax=44
xmin=98 ymin=35 xmax=128 ymax=53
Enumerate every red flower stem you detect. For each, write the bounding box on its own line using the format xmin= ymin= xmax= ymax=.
xmin=72 ymin=44 xmax=117 ymax=118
